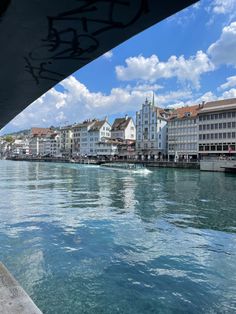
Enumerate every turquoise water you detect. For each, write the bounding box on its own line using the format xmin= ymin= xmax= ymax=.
xmin=0 ymin=160 xmax=236 ymax=313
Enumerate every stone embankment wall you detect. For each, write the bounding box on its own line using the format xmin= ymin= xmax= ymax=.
xmin=146 ymin=161 xmax=200 ymax=169
xmin=200 ymin=160 xmax=236 ymax=172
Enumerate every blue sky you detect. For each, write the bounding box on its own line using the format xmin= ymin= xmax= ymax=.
xmin=1 ymin=0 xmax=236 ymax=135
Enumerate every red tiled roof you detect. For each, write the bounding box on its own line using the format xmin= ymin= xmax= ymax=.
xmin=31 ymin=127 xmax=52 ymax=136
xmin=169 ymin=105 xmax=200 ymax=120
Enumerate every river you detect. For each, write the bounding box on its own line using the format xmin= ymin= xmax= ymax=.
xmin=0 ymin=160 xmax=235 ymax=313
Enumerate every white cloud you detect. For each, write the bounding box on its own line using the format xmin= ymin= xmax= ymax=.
xmin=222 ymin=88 xmax=236 ymax=98
xmin=102 ymin=50 xmax=113 ymax=60
xmin=116 ymin=51 xmax=214 ymax=89
xmin=2 ymin=76 xmax=194 ymax=132
xmin=167 ymin=91 xmax=217 ymax=109
xmin=125 ymin=83 xmax=163 ymax=92
xmin=218 ymin=76 xmax=236 ymax=90
xmin=211 ymin=0 xmax=236 ymax=15
xmin=208 ymin=22 xmax=236 ymax=67
xmin=193 ymin=2 xmax=200 ymax=10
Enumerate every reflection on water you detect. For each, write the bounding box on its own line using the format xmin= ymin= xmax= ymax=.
xmin=0 ymin=160 xmax=236 ymax=314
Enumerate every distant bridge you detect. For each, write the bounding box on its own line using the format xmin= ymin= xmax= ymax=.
xmin=0 ymin=0 xmax=198 ymax=129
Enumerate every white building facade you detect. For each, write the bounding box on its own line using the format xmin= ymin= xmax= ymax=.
xmin=198 ymin=98 xmax=236 ymax=158
xmin=111 ymin=116 xmax=136 ymax=140
xmin=59 ymin=126 xmax=73 ymax=157
xmin=167 ymin=105 xmax=199 ymax=161
xmin=136 ymin=99 xmax=168 ymax=159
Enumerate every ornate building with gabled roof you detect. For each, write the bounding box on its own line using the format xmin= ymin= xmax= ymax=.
xmin=135 ymin=97 xmax=170 ymax=159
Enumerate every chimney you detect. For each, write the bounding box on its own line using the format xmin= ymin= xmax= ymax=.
xmin=125 ymin=114 xmax=128 ymax=120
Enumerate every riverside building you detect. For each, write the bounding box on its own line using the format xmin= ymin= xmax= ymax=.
xmin=198 ymin=98 xmax=236 ymax=158
xmin=59 ymin=125 xmax=73 ymax=157
xmin=111 ymin=116 xmax=136 ymax=140
xmin=29 ymin=128 xmax=59 ymax=156
xmin=167 ymin=105 xmax=200 ymax=161
xmin=136 ymin=98 xmax=169 ymax=159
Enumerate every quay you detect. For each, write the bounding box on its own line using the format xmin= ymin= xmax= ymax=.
xmin=200 ymin=160 xmax=236 ymax=172
xmin=5 ymin=156 xmax=200 ymax=170
xmin=0 ymin=262 xmax=42 ymax=314
xmin=5 ymin=157 xmax=236 ymax=172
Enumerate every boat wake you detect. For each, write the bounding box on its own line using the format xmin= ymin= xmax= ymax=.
xmin=133 ymin=168 xmax=152 ymax=175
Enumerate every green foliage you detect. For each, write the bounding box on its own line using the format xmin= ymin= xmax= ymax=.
xmin=4 ymin=135 xmax=14 ymax=143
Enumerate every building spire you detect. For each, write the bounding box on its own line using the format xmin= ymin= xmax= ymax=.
xmin=152 ymin=92 xmax=155 ymax=106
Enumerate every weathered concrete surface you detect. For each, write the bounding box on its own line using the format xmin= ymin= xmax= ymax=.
xmin=0 ymin=262 xmax=42 ymax=314
xmin=200 ymin=160 xmax=236 ymax=172
xmin=146 ymin=161 xmax=200 ymax=169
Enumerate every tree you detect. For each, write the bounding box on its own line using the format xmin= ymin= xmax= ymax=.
xmin=4 ymin=135 xmax=14 ymax=143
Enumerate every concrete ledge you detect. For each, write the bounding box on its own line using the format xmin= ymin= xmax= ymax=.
xmin=200 ymin=160 xmax=236 ymax=172
xmin=0 ymin=262 xmax=42 ymax=314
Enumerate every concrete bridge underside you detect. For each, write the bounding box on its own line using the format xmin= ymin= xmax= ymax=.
xmin=0 ymin=0 xmax=198 ymax=130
